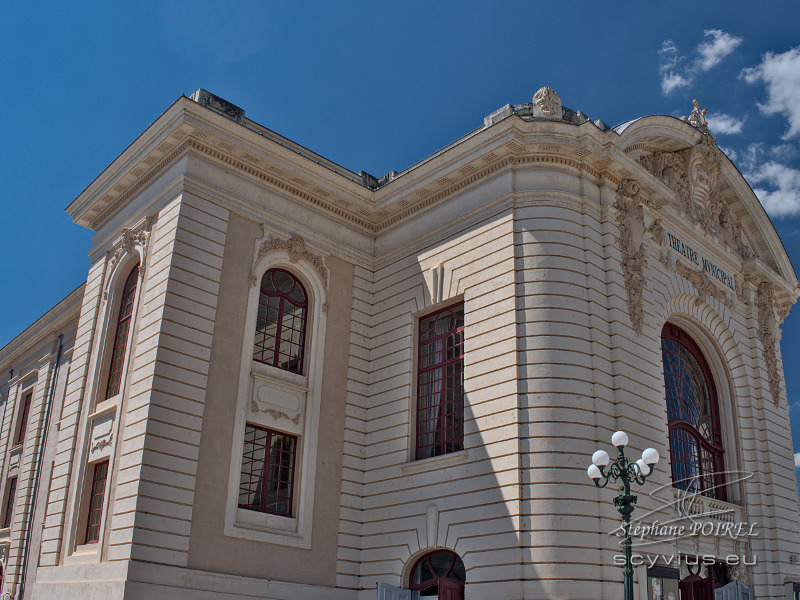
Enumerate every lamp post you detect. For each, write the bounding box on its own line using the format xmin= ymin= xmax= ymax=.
xmin=587 ymin=431 xmax=660 ymax=600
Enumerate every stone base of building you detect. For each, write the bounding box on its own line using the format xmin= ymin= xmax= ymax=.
xmin=32 ymin=561 xmax=353 ymax=600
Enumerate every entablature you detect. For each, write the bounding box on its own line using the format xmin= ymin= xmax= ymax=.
xmin=66 ymin=90 xmax=798 ymax=311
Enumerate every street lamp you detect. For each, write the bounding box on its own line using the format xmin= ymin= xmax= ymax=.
xmin=587 ymin=431 xmax=660 ymax=600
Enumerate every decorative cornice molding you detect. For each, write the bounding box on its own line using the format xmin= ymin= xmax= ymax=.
xmin=191 ymin=140 xmax=375 ymax=230
xmin=614 ymin=179 xmax=647 ymax=334
xmin=90 ymin=140 xmax=193 ymax=230
xmin=84 ymin=131 xmax=625 ymax=236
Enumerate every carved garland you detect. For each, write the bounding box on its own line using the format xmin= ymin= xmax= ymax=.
xmin=90 ymin=435 xmax=113 ymax=453
xmin=104 ymin=220 xmax=151 ymax=302
xmin=756 ymin=282 xmax=782 ymax=405
xmin=251 ymin=231 xmax=329 ymax=310
xmin=673 ymin=262 xmax=735 ymax=309
xmin=250 ymin=400 xmax=302 ymax=425
xmin=638 ymin=102 xmax=754 ymax=263
xmin=614 ymin=179 xmax=647 ymax=334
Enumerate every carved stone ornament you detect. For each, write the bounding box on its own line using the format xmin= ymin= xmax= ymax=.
xmin=727 ymin=563 xmax=752 ymax=588
xmin=532 ymin=86 xmax=563 ymax=120
xmin=756 ymin=281 xmax=782 ymax=404
xmin=674 ymin=261 xmax=735 ymax=309
xmin=90 ymin=435 xmax=113 ymax=453
xmin=683 ymin=99 xmax=716 ymax=144
xmin=105 ymin=220 xmax=151 ymax=302
xmin=614 ymin=179 xmax=647 ymax=334
xmin=257 ymin=230 xmax=329 ymax=288
xmin=648 ymin=219 xmax=664 ymax=245
xmin=639 ymin=101 xmax=754 ymax=263
xmin=776 ymin=300 xmax=792 ymax=323
xmin=250 ymin=399 xmax=302 ymax=425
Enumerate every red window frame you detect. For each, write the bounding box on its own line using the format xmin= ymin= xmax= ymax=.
xmin=661 ymin=324 xmax=726 ymax=500
xmin=253 ymin=269 xmax=308 ymax=374
xmin=409 ymin=550 xmax=466 ymax=599
xmin=238 ymin=424 xmax=297 ymax=517
xmin=104 ymin=264 xmax=139 ymax=400
xmin=416 ymin=303 xmax=465 ymax=460
xmin=15 ymin=391 xmax=32 ymax=446
xmin=3 ymin=477 xmax=17 ymax=529
xmin=84 ymin=460 xmax=109 ymax=544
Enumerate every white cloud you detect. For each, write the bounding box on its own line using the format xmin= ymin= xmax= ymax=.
xmin=662 ymin=72 xmax=690 ymax=95
xmin=769 ymin=144 xmax=800 ymax=161
xmin=741 ymin=46 xmax=800 ymax=140
xmin=795 ymin=452 xmax=800 ymax=468
xmin=696 ymin=30 xmax=743 ymax=71
xmin=719 ymin=146 xmax=738 ymax=161
xmin=659 ymin=40 xmax=690 ymax=94
xmin=659 ymin=30 xmax=742 ymax=95
xmin=740 ymin=144 xmax=800 ymax=217
xmin=705 ymin=113 xmax=745 ymax=135
xmin=745 ymin=161 xmax=800 ymax=217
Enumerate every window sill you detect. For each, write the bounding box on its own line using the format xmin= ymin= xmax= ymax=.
xmin=400 ymin=450 xmax=469 ymax=474
xmin=251 ymin=361 xmax=307 ymax=390
xmin=90 ymin=396 xmax=119 ymax=419
xmin=64 ymin=543 xmax=99 ymax=565
xmin=0 ymin=527 xmax=9 ymax=539
xmin=236 ymin=506 xmax=296 ymax=532
xmin=225 ymin=507 xmax=312 ymax=549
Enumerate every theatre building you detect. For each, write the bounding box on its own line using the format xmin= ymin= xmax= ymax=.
xmin=0 ymin=87 xmax=799 ymax=599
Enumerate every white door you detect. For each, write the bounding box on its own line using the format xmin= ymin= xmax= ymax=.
xmin=377 ymin=582 xmax=412 ymax=600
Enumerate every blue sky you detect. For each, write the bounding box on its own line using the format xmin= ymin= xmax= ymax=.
xmin=2 ymin=2 xmax=800 ymax=494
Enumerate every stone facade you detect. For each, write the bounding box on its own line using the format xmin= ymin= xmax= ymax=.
xmin=0 ymin=88 xmax=798 ymax=599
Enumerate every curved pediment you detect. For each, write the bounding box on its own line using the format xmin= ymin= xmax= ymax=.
xmin=615 ymin=114 xmax=797 ymax=292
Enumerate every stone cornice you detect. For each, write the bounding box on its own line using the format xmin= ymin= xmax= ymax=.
xmin=73 ymin=109 xmax=630 ymax=237
xmin=68 ymin=97 xmax=799 ymax=297
xmin=0 ymin=285 xmax=84 ymax=369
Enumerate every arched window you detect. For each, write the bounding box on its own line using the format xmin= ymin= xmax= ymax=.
xmin=661 ymin=324 xmax=726 ymax=500
xmin=409 ymin=550 xmax=466 ymax=599
xmin=104 ymin=264 xmax=139 ymax=399
xmin=253 ymin=269 xmax=308 ymax=374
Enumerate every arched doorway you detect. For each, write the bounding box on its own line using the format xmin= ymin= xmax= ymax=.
xmin=409 ymin=550 xmax=465 ymax=600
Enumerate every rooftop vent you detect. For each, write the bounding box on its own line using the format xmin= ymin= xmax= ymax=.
xmin=190 ymin=89 xmax=245 ymax=124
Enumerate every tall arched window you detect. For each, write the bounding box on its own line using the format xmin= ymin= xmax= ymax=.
xmin=104 ymin=264 xmax=139 ymax=399
xmin=253 ymin=269 xmax=308 ymax=374
xmin=661 ymin=324 xmax=726 ymax=500
xmin=409 ymin=550 xmax=466 ymax=600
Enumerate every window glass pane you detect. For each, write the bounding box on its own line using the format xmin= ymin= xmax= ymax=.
xmin=253 ymin=270 xmax=307 ymax=374
xmin=239 ymin=425 xmax=296 ymax=517
xmin=85 ymin=461 xmax=109 ymax=543
xmin=661 ymin=325 xmax=725 ymax=500
xmin=105 ymin=264 xmax=139 ymax=399
xmin=416 ymin=303 xmax=465 ymax=460
xmin=273 ymin=271 xmax=294 ymax=293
